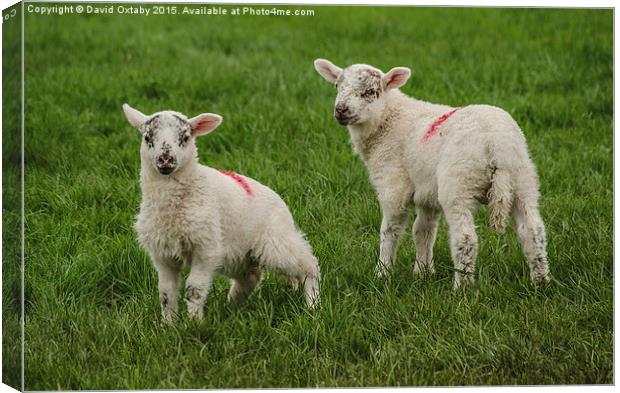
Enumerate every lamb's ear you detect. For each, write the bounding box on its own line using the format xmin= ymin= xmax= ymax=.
xmin=122 ymin=104 xmax=148 ymax=128
xmin=314 ymin=58 xmax=342 ymax=84
xmin=189 ymin=113 xmax=222 ymax=136
xmin=383 ymin=67 xmax=411 ymax=90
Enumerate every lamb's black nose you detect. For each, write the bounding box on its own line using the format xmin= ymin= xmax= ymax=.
xmin=157 ymin=155 xmax=174 ymax=166
xmin=335 ymin=103 xmax=349 ymax=115
xmin=157 ymin=154 xmax=176 ymax=174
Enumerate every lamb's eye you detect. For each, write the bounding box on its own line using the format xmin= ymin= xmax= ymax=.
xmin=361 ymin=89 xmax=377 ymax=99
xmin=144 ymin=135 xmax=151 ymax=144
xmin=182 ymin=134 xmax=190 ymax=143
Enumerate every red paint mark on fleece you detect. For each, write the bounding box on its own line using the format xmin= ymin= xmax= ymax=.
xmin=218 ymin=170 xmax=253 ymax=196
xmin=421 ymin=106 xmax=464 ymax=144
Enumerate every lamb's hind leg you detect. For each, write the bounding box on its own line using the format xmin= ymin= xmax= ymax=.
xmin=512 ymin=196 xmax=550 ymax=284
xmin=445 ymin=207 xmax=478 ymax=289
xmin=438 ymin=189 xmax=479 ymax=290
xmin=254 ymin=229 xmax=320 ymax=308
xmin=227 ymin=266 xmax=262 ymax=304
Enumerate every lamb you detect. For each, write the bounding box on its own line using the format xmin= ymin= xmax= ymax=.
xmin=122 ymin=104 xmax=320 ymax=322
xmin=313 ymin=59 xmax=550 ymax=288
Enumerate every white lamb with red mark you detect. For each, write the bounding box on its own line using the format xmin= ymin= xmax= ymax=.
xmin=122 ymin=104 xmax=320 ymax=322
xmin=314 ymin=59 xmax=550 ymax=288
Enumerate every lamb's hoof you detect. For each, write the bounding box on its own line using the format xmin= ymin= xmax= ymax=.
xmin=413 ymin=261 xmax=435 ymax=276
xmin=161 ymin=310 xmax=177 ymax=324
xmin=305 ymin=291 xmax=320 ymax=309
xmin=452 ymin=273 xmax=474 ymax=290
xmin=532 ymin=273 xmax=551 ymax=286
xmin=307 ymin=300 xmax=319 ymax=309
xmin=187 ymin=304 xmax=204 ymax=320
xmin=374 ymin=263 xmax=391 ymax=278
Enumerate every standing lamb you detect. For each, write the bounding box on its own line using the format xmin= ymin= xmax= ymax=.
xmin=313 ymin=59 xmax=550 ymax=288
xmin=122 ymin=104 xmax=320 ymax=322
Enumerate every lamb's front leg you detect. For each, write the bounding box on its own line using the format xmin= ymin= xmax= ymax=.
xmin=185 ymin=248 xmax=220 ymax=320
xmin=376 ymin=204 xmax=410 ymax=278
xmin=153 ymin=258 xmax=181 ymax=323
xmin=412 ymin=207 xmax=441 ymax=275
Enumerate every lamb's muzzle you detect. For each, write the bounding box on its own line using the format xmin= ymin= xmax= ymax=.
xmin=156 ymin=153 xmax=176 ymax=174
xmin=335 ymin=102 xmax=354 ymax=124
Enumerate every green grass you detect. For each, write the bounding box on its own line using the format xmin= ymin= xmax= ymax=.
xmin=3 ymin=3 xmax=24 ymax=390
xmin=11 ymin=5 xmax=612 ymax=389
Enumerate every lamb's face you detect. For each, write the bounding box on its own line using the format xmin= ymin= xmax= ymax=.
xmin=333 ymin=65 xmax=384 ymax=125
xmin=314 ymin=59 xmax=412 ymax=127
xmin=140 ymin=113 xmax=194 ymax=175
xmin=122 ymin=104 xmax=223 ymax=176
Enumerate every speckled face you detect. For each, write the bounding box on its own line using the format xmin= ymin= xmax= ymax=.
xmin=334 ymin=65 xmax=384 ymax=125
xmin=140 ymin=113 xmax=194 ymax=175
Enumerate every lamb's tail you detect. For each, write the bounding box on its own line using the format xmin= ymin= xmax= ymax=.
xmin=487 ymin=154 xmax=513 ymax=233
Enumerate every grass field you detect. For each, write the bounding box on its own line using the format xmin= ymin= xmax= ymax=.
xmin=2 ymin=5 xmax=613 ymax=389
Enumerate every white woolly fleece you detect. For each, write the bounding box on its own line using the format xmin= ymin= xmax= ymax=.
xmin=123 ymin=104 xmax=320 ymax=322
xmin=314 ymin=59 xmax=550 ymax=288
